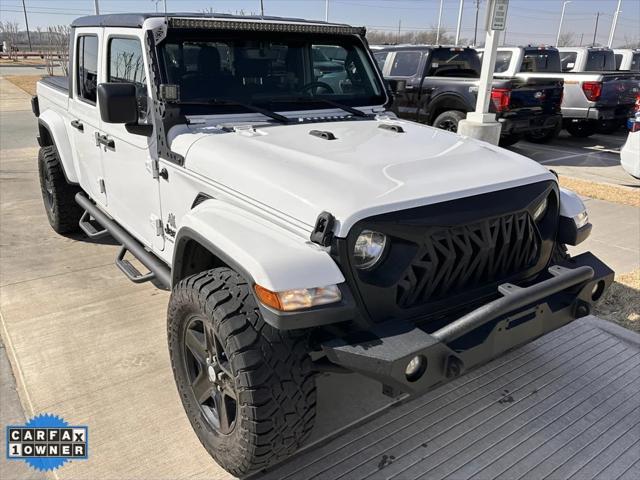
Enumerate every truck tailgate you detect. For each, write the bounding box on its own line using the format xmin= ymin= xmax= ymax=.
xmin=508 ymin=77 xmax=563 ymax=114
xmin=259 ymin=317 xmax=640 ymax=480
xmin=598 ymin=73 xmax=640 ymax=108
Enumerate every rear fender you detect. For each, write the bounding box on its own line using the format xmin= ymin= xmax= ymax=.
xmin=172 ymin=200 xmax=345 ymax=292
xmin=38 ymin=110 xmax=78 ymax=184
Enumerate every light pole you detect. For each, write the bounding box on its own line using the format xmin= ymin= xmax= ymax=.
xmin=556 ymin=1 xmax=571 ymax=46
xmin=94 ymin=0 xmax=100 ymax=15
xmin=455 ymin=0 xmax=464 ymax=46
xmin=473 ymin=0 xmax=481 ymax=46
xmin=21 ymin=0 xmax=32 ymax=51
xmin=325 ymin=0 xmax=329 ymax=22
xmin=608 ymin=0 xmax=622 ymax=48
xmin=436 ymin=0 xmax=444 ymax=45
xmin=593 ymin=11 xmax=600 ymax=46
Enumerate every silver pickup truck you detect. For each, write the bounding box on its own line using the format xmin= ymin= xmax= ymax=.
xmin=481 ymin=46 xmax=640 ymax=138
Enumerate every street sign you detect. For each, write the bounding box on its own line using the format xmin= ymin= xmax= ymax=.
xmin=488 ymin=0 xmax=509 ymax=31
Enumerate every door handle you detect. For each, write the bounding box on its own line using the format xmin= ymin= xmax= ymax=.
xmin=95 ymin=132 xmax=115 ymax=150
xmin=70 ymin=119 xmax=84 ymax=131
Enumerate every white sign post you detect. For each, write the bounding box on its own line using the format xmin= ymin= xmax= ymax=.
xmin=458 ymin=0 xmax=509 ymax=146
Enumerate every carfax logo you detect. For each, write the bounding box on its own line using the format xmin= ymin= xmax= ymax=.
xmin=6 ymin=413 xmax=88 ymax=471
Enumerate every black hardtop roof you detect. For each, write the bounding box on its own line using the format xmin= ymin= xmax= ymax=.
xmin=71 ymin=12 xmax=351 ymax=29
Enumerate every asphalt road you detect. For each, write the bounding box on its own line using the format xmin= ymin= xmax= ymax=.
xmin=508 ymin=129 xmax=639 ymax=188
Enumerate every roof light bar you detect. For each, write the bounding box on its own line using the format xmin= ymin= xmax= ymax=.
xmin=169 ymin=18 xmax=366 ymax=36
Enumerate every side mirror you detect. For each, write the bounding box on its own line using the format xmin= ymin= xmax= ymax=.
xmin=387 ymin=79 xmax=407 ymax=95
xmin=97 ymin=83 xmax=138 ymax=124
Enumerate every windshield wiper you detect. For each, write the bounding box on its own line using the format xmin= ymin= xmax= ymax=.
xmin=172 ymin=98 xmax=290 ymax=124
xmin=270 ymin=97 xmax=368 ymax=118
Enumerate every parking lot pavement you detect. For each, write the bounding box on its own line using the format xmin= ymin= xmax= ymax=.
xmin=509 ymin=130 xmax=640 ymax=188
xmin=0 ymin=76 xmax=638 ymax=479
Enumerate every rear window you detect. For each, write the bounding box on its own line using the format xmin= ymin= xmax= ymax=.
xmin=631 ymin=53 xmax=640 ymax=71
xmin=389 ymin=51 xmax=422 ymax=76
xmin=560 ymin=51 xmax=577 ymax=72
xmin=427 ymin=48 xmax=481 ymax=77
xmin=520 ymin=49 xmax=561 ymax=72
xmin=585 ymin=50 xmax=615 ymax=71
xmin=494 ymin=51 xmax=512 ymax=73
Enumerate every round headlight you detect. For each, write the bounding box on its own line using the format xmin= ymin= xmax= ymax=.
xmin=533 ymin=197 xmax=548 ymax=222
xmin=353 ymin=230 xmax=387 ymax=270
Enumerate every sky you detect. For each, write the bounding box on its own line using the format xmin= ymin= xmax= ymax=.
xmin=0 ymin=0 xmax=639 ymax=47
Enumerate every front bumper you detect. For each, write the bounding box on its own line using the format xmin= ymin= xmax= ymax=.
xmin=321 ymin=252 xmax=613 ymax=395
xmin=499 ymin=113 xmax=561 ymax=134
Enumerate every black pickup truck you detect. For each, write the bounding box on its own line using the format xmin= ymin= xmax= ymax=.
xmin=372 ymin=45 xmax=564 ymax=146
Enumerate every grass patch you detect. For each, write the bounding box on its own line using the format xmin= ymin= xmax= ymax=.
xmin=559 ymin=175 xmax=640 ymax=208
xmin=3 ymin=75 xmax=42 ymax=96
xmin=594 ymin=269 xmax=640 ymax=332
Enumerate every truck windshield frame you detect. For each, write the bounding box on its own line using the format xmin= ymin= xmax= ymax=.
xmin=157 ymin=30 xmax=386 ymax=115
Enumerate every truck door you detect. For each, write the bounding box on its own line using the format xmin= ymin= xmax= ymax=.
xmin=385 ymin=50 xmax=425 ymax=121
xmin=68 ymin=29 xmax=107 ymax=206
xmin=98 ymin=32 xmax=164 ymax=252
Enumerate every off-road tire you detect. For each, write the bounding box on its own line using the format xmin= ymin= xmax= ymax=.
xmin=566 ymin=121 xmax=597 ymax=138
xmin=168 ymin=267 xmax=316 ymax=477
xmin=432 ymin=110 xmax=466 ymax=133
xmin=498 ymin=133 xmax=522 ymax=147
xmin=38 ymin=145 xmax=82 ymax=234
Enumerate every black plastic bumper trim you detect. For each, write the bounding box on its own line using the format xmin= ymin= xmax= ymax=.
xmin=321 ymin=252 xmax=613 ymax=395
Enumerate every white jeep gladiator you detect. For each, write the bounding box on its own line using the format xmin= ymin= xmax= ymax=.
xmin=32 ymin=13 xmax=613 ymax=477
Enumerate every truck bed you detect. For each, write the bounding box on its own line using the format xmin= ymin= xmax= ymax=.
xmin=259 ymin=317 xmax=640 ymax=480
xmin=40 ymin=75 xmax=69 ymax=94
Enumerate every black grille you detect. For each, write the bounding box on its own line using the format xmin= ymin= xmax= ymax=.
xmin=396 ymin=212 xmax=540 ymax=309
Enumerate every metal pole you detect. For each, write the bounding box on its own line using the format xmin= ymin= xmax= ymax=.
xmin=455 ymin=0 xmax=464 ymax=46
xmin=325 ymin=0 xmax=329 ymax=22
xmin=579 ymin=32 xmax=584 ymax=46
xmin=436 ymin=0 xmax=444 ymax=45
xmin=397 ymin=19 xmax=401 ymax=44
xmin=607 ymin=0 xmax=622 ymax=48
xmin=556 ymin=1 xmax=571 ymax=47
xmin=21 ymin=0 xmax=32 ymax=51
xmin=473 ymin=0 xmax=480 ymax=46
xmin=592 ymin=12 xmax=600 ymax=46
xmin=93 ymin=0 xmax=100 ymax=15
xmin=260 ymin=0 xmax=264 ymax=16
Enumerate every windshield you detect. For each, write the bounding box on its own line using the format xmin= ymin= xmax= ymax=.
xmin=520 ymin=49 xmax=561 ymax=72
xmin=585 ymin=50 xmax=615 ymax=71
xmin=158 ymin=31 xmax=385 ymax=114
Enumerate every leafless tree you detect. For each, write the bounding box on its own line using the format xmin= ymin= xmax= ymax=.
xmin=35 ymin=26 xmax=43 ymax=51
xmin=557 ymin=31 xmax=577 ymax=47
xmin=45 ymin=25 xmax=70 ymax=76
xmin=0 ymin=21 xmax=21 ymax=59
xmin=620 ymin=34 xmax=640 ymax=49
xmin=367 ymin=28 xmax=462 ymax=46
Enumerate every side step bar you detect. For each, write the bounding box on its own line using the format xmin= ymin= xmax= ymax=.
xmin=75 ymin=193 xmax=171 ymax=289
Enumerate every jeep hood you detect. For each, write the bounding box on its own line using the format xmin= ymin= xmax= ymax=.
xmin=171 ymin=118 xmax=554 ymax=237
